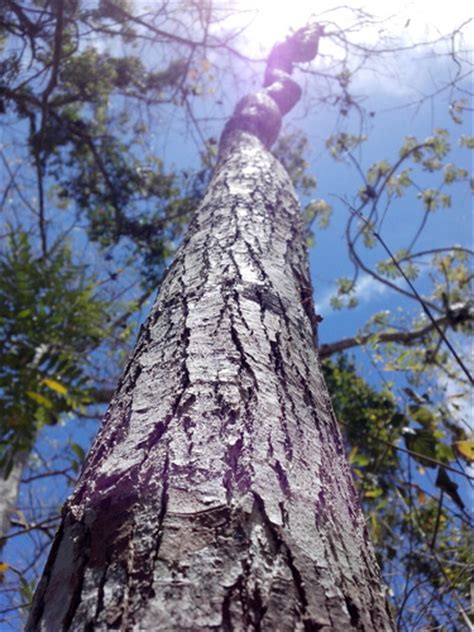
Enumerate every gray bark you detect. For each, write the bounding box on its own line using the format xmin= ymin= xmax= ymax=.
xmin=0 ymin=451 xmax=29 ymax=545
xmin=27 ymin=25 xmax=394 ymax=632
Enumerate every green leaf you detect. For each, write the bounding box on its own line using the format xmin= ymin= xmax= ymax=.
xmin=436 ymin=442 xmax=454 ymax=463
xmin=19 ymin=574 xmax=35 ymax=603
xmin=404 ymin=428 xmax=438 ymax=468
xmin=409 ymin=405 xmax=435 ymax=428
xmin=18 ymin=308 xmax=33 ymax=318
xmin=353 ymin=453 xmax=370 ymax=467
xmin=459 ymin=135 xmax=474 ymax=149
xmin=390 ymin=412 xmax=407 ymax=427
xmin=26 ymin=391 xmax=54 ymax=409
xmin=435 ymin=467 xmax=464 ymax=510
xmin=70 ymin=442 xmax=86 ymax=461
xmin=326 ymin=132 xmax=367 ymax=160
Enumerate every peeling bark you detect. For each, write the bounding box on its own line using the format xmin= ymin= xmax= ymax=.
xmin=27 ymin=25 xmax=394 ymax=632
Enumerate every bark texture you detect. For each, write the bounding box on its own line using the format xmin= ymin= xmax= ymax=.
xmin=27 ymin=25 xmax=394 ymax=632
xmin=0 ymin=451 xmax=28 ymax=545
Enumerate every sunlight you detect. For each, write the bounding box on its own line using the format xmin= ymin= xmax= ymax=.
xmin=226 ymin=0 xmax=473 ymax=56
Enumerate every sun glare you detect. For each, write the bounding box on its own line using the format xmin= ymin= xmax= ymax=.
xmin=225 ymin=0 xmax=473 ymax=56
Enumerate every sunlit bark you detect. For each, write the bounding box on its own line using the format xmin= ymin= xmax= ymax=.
xmin=27 ymin=25 xmax=394 ymax=631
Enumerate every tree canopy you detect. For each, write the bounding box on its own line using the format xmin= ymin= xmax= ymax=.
xmin=0 ymin=2 xmax=472 ymax=630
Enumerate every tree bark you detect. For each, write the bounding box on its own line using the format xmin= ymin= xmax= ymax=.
xmin=26 ymin=25 xmax=394 ymax=632
xmin=0 ymin=451 xmax=29 ymax=546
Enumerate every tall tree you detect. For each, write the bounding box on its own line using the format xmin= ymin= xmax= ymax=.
xmin=26 ymin=25 xmax=394 ymax=630
xmin=2 ymin=3 xmax=471 ymax=628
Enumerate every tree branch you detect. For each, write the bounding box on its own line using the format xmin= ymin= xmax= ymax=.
xmin=319 ymin=307 xmax=473 ymax=359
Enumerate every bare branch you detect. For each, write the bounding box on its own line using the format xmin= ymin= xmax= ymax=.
xmin=319 ymin=307 xmax=473 ymax=359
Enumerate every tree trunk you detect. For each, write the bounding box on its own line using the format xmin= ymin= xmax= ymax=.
xmin=0 ymin=451 xmax=29 ymax=545
xmin=27 ymin=25 xmax=394 ymax=632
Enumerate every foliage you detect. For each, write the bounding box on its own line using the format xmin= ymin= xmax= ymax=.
xmin=0 ymin=0 xmax=222 ymax=288
xmin=323 ymin=356 xmax=471 ymax=630
xmin=323 ymin=355 xmax=402 ymax=485
xmin=0 ymin=231 xmax=111 ymax=476
xmin=329 ymin=126 xmax=472 ymax=315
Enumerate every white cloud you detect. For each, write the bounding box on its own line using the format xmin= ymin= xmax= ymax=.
xmin=315 ymin=274 xmax=390 ymax=313
xmin=437 ymin=344 xmax=473 ymax=433
xmin=436 ymin=348 xmax=473 ymax=477
xmin=355 ymin=275 xmax=390 ymax=301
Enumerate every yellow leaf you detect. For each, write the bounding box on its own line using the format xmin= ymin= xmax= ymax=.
xmin=416 ymin=489 xmax=426 ymax=504
xmin=454 ymin=440 xmax=474 ymax=462
xmin=365 ymin=488 xmax=383 ymax=498
xmin=42 ymin=378 xmax=67 ymax=395
xmin=347 ymin=446 xmax=359 ymax=463
xmin=14 ymin=510 xmax=28 ymax=528
xmin=26 ymin=391 xmax=53 ymax=409
xmin=0 ymin=562 xmax=9 ymax=583
xmin=369 ymin=512 xmax=380 ymax=543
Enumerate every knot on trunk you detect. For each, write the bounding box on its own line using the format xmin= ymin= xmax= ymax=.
xmin=264 ymin=69 xmax=302 ymax=115
xmin=221 ymin=91 xmax=282 ymax=150
xmin=219 ymin=23 xmax=322 ymax=155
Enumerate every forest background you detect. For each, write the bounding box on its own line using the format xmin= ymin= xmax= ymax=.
xmin=0 ymin=1 xmax=472 ymax=630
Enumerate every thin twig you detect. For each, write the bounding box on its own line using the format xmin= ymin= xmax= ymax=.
xmin=337 ymin=417 xmax=472 ymax=481
xmin=350 ymin=207 xmax=473 ymax=385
